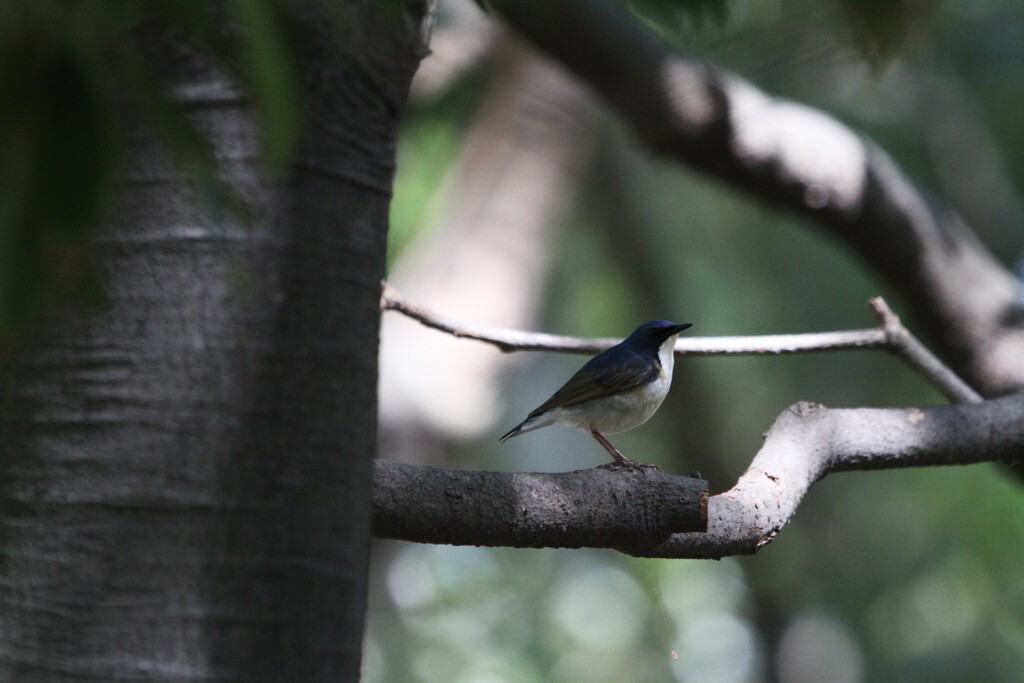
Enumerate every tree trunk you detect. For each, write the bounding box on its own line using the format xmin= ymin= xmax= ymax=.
xmin=0 ymin=2 xmax=425 ymax=680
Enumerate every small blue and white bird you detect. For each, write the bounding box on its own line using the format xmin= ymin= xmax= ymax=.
xmin=500 ymin=320 xmax=692 ymax=468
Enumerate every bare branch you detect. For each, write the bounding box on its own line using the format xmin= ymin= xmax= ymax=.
xmin=638 ymin=393 xmax=1024 ymax=559
xmin=373 ymin=394 xmax=1024 ymax=558
xmin=373 ymin=462 xmax=708 ymax=548
xmin=381 ymin=282 xmax=619 ymax=354
xmin=868 ymin=297 xmax=983 ymax=404
xmin=382 ymin=284 xmax=978 ymax=402
xmin=383 ymin=282 xmax=887 ymax=355
xmin=489 ymin=0 xmax=1024 ymax=395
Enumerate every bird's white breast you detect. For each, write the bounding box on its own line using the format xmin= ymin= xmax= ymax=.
xmin=553 ymin=333 xmax=680 ymax=435
xmin=658 ymin=334 xmax=676 ymax=378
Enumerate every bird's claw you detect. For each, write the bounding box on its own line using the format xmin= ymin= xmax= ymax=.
xmin=600 ymin=460 xmax=659 ymax=471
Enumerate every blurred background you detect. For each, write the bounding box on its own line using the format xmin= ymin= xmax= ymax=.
xmin=369 ymin=1 xmax=1024 ymax=681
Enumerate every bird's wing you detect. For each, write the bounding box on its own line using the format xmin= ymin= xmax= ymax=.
xmin=527 ymin=348 xmax=659 ymax=418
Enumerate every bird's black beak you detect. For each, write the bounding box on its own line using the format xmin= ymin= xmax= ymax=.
xmin=670 ymin=323 xmax=693 ymax=335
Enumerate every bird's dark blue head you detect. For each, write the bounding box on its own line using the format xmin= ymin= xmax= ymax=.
xmin=621 ymin=319 xmax=693 ymax=352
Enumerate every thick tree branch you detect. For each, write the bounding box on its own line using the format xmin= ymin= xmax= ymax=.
xmin=490 ymin=0 xmax=1024 ymax=396
xmin=382 ymin=284 xmax=979 ymax=403
xmin=373 ymin=394 xmax=1024 ymax=558
xmin=638 ymin=393 xmax=1024 ymax=559
xmin=373 ymin=462 xmax=708 ymax=548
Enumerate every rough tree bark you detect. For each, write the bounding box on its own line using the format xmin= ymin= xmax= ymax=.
xmin=0 ymin=2 xmax=426 ymax=681
xmin=373 ymin=461 xmax=709 ymax=547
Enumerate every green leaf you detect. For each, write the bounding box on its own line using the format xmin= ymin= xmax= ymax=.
xmin=229 ymin=0 xmax=302 ymax=171
xmin=0 ymin=21 xmax=118 ymax=332
xmin=835 ymin=0 xmax=938 ymax=67
xmin=628 ymin=0 xmax=732 ymax=34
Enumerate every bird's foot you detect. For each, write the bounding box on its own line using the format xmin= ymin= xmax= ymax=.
xmin=589 ymin=430 xmax=658 ymax=471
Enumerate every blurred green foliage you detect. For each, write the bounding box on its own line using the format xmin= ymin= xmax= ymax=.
xmin=0 ymin=0 xmax=298 ymax=340
xmin=628 ymin=0 xmax=732 ymax=33
xmin=834 ymin=0 xmax=939 ymax=67
xmin=389 ymin=77 xmax=484 ymax=262
xmin=628 ymin=0 xmax=937 ymax=64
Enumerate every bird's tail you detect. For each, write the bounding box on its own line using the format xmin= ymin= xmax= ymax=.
xmin=498 ymin=424 xmax=524 ymax=442
xmin=498 ymin=412 xmax=555 ymax=442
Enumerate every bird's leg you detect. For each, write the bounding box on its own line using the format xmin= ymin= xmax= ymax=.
xmin=590 ymin=429 xmax=655 ymax=469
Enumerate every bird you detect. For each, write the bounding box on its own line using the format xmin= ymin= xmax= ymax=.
xmin=499 ymin=320 xmax=692 ymax=468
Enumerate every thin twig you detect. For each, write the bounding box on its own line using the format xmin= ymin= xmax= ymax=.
xmin=382 ymin=283 xmax=887 ymax=355
xmin=381 ymin=283 xmax=616 ymax=353
xmin=381 ymin=283 xmax=980 ymax=401
xmin=868 ymin=297 xmax=983 ymax=404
